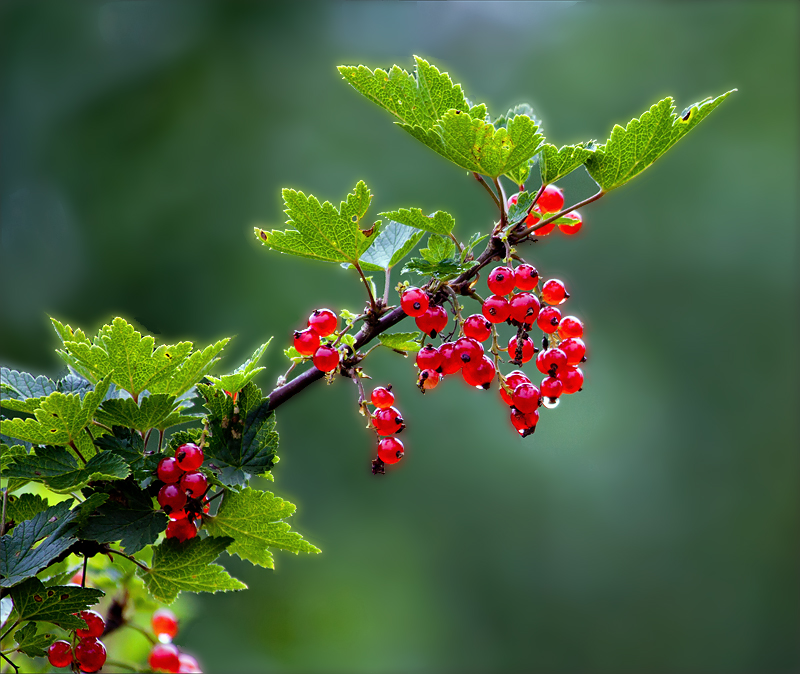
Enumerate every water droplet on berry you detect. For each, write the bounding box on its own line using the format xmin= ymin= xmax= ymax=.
xmin=542 ymin=397 xmax=560 ymax=409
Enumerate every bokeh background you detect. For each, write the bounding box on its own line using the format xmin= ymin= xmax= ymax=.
xmin=1 ymin=2 xmax=798 ymax=672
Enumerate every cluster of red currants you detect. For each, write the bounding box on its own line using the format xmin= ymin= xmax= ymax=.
xmin=510 ymin=184 xmax=583 ymax=236
xmin=292 ymin=308 xmax=342 ymax=372
xmin=369 ymin=386 xmax=405 ymax=474
xmin=155 ymin=442 xmax=208 ymax=542
xmin=47 ymin=610 xmax=106 ymax=673
xmin=148 ymin=608 xmax=202 ymax=673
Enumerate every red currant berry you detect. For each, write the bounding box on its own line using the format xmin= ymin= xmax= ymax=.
xmin=525 ymin=210 xmax=541 ymax=228
xmin=418 ymin=369 xmax=441 ymax=391
xmin=487 ymin=266 xmax=516 ymax=295
xmin=508 ymin=292 xmax=540 ymax=326
xmin=536 ymin=348 xmax=568 ymax=377
xmin=174 ymin=443 xmax=203 ymax=472
xmin=463 ymin=314 xmax=492 ymax=342
xmin=69 ymin=571 xmax=84 ymax=586
xmin=510 ymin=407 xmax=540 ymax=437
xmin=74 ymin=637 xmax=106 ymax=673
xmin=500 ymin=370 xmax=530 ymax=405
xmin=534 ymin=220 xmax=556 ymax=236
xmin=400 ymin=287 xmax=429 ymax=317
xmin=179 ymin=471 xmax=207 ymax=499
xmin=178 ymin=653 xmax=202 ymax=673
xmin=48 ymin=640 xmax=73 ymax=668
xmin=292 ymin=328 xmax=320 ymax=356
xmin=558 ymin=366 xmax=584 ymax=394
xmin=149 ymin=642 xmax=181 ymax=673
xmin=537 ymin=184 xmax=565 ymax=213
xmin=462 ymin=355 xmax=496 ymax=390
xmin=307 ymin=308 xmax=338 ymax=337
xmin=558 ymin=210 xmax=582 ymax=235
xmin=169 ymin=509 xmax=187 ymax=521
xmin=454 ymin=336 xmax=484 ymax=366
xmin=560 ymin=337 xmax=586 ymax=366
xmin=439 ymin=342 xmax=463 ymax=375
xmin=416 ymin=345 xmax=443 ymax=372
xmin=507 ymin=193 xmax=519 ymax=207
xmin=536 ymin=306 xmax=562 ymax=333
xmin=482 ymin=295 xmax=511 ymax=324
xmin=507 ymin=335 xmax=536 ymax=364
xmin=415 ymin=305 xmax=448 ymax=338
xmin=514 ymin=264 xmax=539 ymax=291
xmin=152 ymin=608 xmax=179 ymax=640
xmin=76 ymin=610 xmax=105 ymax=638
xmin=512 ymin=382 xmax=541 ymax=413
xmin=312 ymin=345 xmax=340 ymax=372
xmin=540 ymin=376 xmax=563 ymax=399
xmin=372 ymin=407 xmax=404 ymax=435
xmin=557 ymin=316 xmax=584 ymax=339
xmin=377 ymin=437 xmax=404 ymax=465
xmin=165 ymin=517 xmax=197 ymax=542
xmin=371 ymin=386 xmax=395 ymax=409
xmin=158 ymin=484 xmax=187 ymax=515
xmin=542 ymin=279 xmax=569 ymax=305
xmin=157 ymin=457 xmax=184 ymax=484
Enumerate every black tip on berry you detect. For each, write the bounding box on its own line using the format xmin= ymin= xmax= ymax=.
xmin=413 ymin=302 xmax=421 ymax=310
xmin=542 ymin=337 xmax=549 ymax=350
xmin=550 ymin=318 xmax=558 ymax=325
xmin=396 ymin=416 xmax=404 ymax=425
xmin=581 ymin=355 xmax=587 ymax=362
xmin=371 ymin=458 xmax=386 ymax=475
xmin=395 ymin=451 xmax=404 ymax=459
xmin=461 ymin=354 xmax=471 ymax=363
xmin=293 ymin=330 xmax=301 ymax=337
xmin=520 ymin=426 xmax=536 ymax=438
xmin=480 ymin=383 xmax=491 ymax=390
xmin=396 ymin=425 xmax=405 ymax=434
xmin=430 ymin=329 xmax=438 ymax=338
xmin=312 ymin=309 xmax=321 ymax=316
xmin=538 ymin=397 xmax=543 ymax=407
xmin=564 ymin=292 xmax=570 ymax=298
xmin=436 ymin=366 xmax=443 ymax=373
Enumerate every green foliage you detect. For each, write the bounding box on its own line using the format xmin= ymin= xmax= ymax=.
xmin=378 ymin=208 xmax=455 ymax=236
xmin=204 ymin=340 xmax=272 ymax=396
xmin=402 ymin=232 xmax=473 ymax=280
xmin=92 ymin=426 xmax=159 ymax=482
xmin=539 ymin=142 xmax=596 ymax=185
xmin=95 ymin=393 xmax=200 ymax=433
xmin=358 ymin=219 xmax=424 ymax=272
xmin=9 ymin=579 xmax=104 ymax=629
xmin=378 ymin=332 xmax=423 ymax=353
xmin=0 ymin=368 xmax=57 ymax=413
xmin=4 ymin=493 xmax=49 ymax=527
xmin=12 ymin=622 xmax=57 ymax=658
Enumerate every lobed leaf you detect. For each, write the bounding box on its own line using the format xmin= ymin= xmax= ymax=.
xmin=13 ymin=622 xmax=57 ymax=658
xmin=95 ymin=394 xmax=201 ymax=433
xmin=9 ymin=579 xmax=104 ymax=629
xmin=419 ymin=234 xmax=455 ymax=264
xmin=378 ymin=208 xmax=455 ymax=236
xmin=4 ymin=493 xmax=49 ymax=529
xmin=204 ymin=340 xmax=271 ymax=396
xmin=378 ymin=332 xmax=423 ymax=353
xmin=358 ymin=220 xmax=424 ymax=272
xmin=539 ymin=142 xmax=596 ymax=185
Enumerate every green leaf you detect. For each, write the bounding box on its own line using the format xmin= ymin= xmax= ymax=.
xmin=0 ymin=368 xmax=57 ymax=413
xmin=255 ymin=181 xmax=381 ymax=264
xmin=95 ymin=394 xmax=201 ymax=433
xmin=9 ymin=579 xmax=104 ymax=629
xmin=204 ymin=487 xmax=319 ymax=569
xmin=57 ymin=372 xmax=94 ymax=397
xmin=401 ymin=257 xmax=472 ymax=280
xmin=539 ymin=142 xmax=595 ymax=185
xmin=494 ymin=103 xmax=539 ymax=129
xmin=419 ymin=234 xmax=455 ymax=264
xmin=507 ymin=191 xmax=536 ymax=226
xmin=358 ymin=220 xmax=424 ymax=272
xmin=13 ymin=622 xmax=57 ymax=658
xmin=378 ymin=208 xmax=455 ymax=236
xmin=0 ymin=443 xmax=28 ymax=493
xmin=137 ymin=536 xmax=246 ymax=604
xmin=378 ymin=332 xmax=423 ymax=353
xmin=50 ymin=319 xmax=94 ymax=381
xmin=92 ymin=427 xmax=158 ymax=483
xmin=157 ymin=337 xmax=230 ymax=397
xmin=205 ymin=339 xmax=272 ymax=395
xmin=585 ymin=90 xmax=736 ymax=192
xmin=283 ymin=346 xmax=305 ymax=365
xmin=4 ymin=493 xmax=48 ymax=529
xmin=462 ymin=232 xmax=489 ymax=261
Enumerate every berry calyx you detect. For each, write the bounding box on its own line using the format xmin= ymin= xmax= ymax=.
xmin=179 ymin=471 xmax=208 ymax=499
xmin=149 ymin=642 xmax=181 ymax=673
xmin=482 ymin=295 xmax=511 ymax=324
xmin=377 ymin=437 xmax=404 ymax=464
xmin=372 ymin=407 xmax=405 ymax=435
xmin=536 ymin=184 xmax=565 ymax=213
xmin=152 ymin=608 xmax=179 ymax=640
xmin=557 ymin=316 xmax=584 ymax=339
xmin=158 ymin=484 xmax=187 ymax=515
xmin=48 ymin=640 xmax=73 ymax=668
xmin=157 ymin=457 xmax=184 ymax=484
xmin=487 ymin=266 xmax=516 ymax=295
xmin=307 ymin=308 xmax=338 ymax=337
xmin=74 ymin=637 xmax=106 ymax=673
xmin=507 ymin=335 xmax=536 ymax=364
xmin=558 ymin=366 xmax=584 ymax=394
xmin=417 ymin=369 xmax=441 ymax=391
xmin=400 ymin=287 xmax=430 ymax=317
xmin=536 ymin=306 xmax=561 ymax=333
xmin=415 ymin=305 xmax=448 ymax=338
xmin=76 ymin=610 xmax=105 ymax=638
xmin=542 ymin=279 xmax=569 ymax=305
xmin=512 ymin=382 xmax=541 ymax=413
xmin=174 ymin=443 xmax=203 ymax=472
xmin=510 ymin=407 xmax=540 ymax=437
xmin=462 ymin=355 xmax=496 ymax=390
xmin=312 ymin=345 xmax=340 ymax=372
xmin=558 ymin=210 xmax=582 ymax=235
xmin=536 ymin=348 xmax=569 ymax=377
xmin=508 ymin=292 xmax=540 ymax=326
xmin=293 ymin=328 xmax=320 ymax=356
xmin=559 ymin=337 xmax=586 ymax=366
xmin=463 ymin=314 xmax=492 ymax=342
xmin=370 ymin=386 xmax=395 ymax=409
xmin=454 ymin=337 xmax=484 ymax=366
xmin=514 ymin=264 xmax=539 ymax=291
xmin=439 ymin=342 xmax=463 ymax=375
xmin=165 ymin=517 xmax=197 ymax=542
xmin=500 ymin=370 xmax=531 ymax=405
xmin=540 ymin=376 xmax=563 ymax=399
xmin=416 ymin=345 xmax=443 ymax=372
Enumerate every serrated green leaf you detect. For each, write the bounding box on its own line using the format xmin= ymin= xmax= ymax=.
xmin=72 ymin=493 xmax=110 ymax=528
xmin=0 ymin=368 xmax=57 ymax=413
xmin=378 ymin=208 xmax=455 ymax=236
xmin=401 ymin=257 xmax=473 ymax=280
xmin=586 ymin=90 xmax=736 ymax=192
xmin=539 ymin=142 xmax=595 ymax=185
xmin=204 ymin=487 xmax=319 ymax=569
xmin=283 ymin=346 xmax=305 ymax=365
xmin=155 ymin=337 xmax=230 ymax=397
xmin=13 ymin=621 xmax=57 ymax=657
xmin=9 ymin=578 xmax=104 ymax=629
xmin=50 ymin=319 xmax=95 ymax=382
xmin=494 ymin=103 xmax=539 ymax=129
xmin=93 ymin=426 xmax=158 ymax=483
xmin=462 ymin=232 xmax=489 ymax=261
xmin=57 ymin=372 xmax=94 ymax=397
xmin=1 ymin=444 xmax=29 ymax=493
xmin=137 ymin=536 xmax=246 ymax=604
xmin=378 ymin=332 xmax=423 ymax=353
xmin=358 ymin=220 xmax=424 ymax=272
xmin=507 ymin=191 xmax=536 ymax=226
xmin=419 ymin=234 xmax=455 ymax=264
xmin=255 ymin=181 xmax=381 ymax=264
xmin=205 ymin=339 xmax=271 ymax=395
xmin=95 ymin=394 xmax=200 ymax=433
xmin=4 ymin=493 xmax=48 ymax=529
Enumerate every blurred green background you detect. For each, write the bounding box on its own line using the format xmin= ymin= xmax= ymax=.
xmin=1 ymin=2 xmax=798 ymax=672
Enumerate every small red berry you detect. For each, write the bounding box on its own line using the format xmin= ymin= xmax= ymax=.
xmin=454 ymin=337 xmax=484 ymax=366
xmin=534 ymin=220 xmax=556 ymax=236
xmin=157 ymin=457 xmax=184 ymax=484
xmin=418 ymin=369 xmax=441 ymax=391
xmin=500 ymin=370 xmax=530 ymax=405
xmin=174 ymin=443 xmax=203 ymax=471
xmin=152 ymin=608 xmax=179 ymax=640
xmin=507 ymin=335 xmax=536 ymax=364
xmin=179 ymin=471 xmax=208 ymax=499
xmin=510 ymin=407 xmax=540 ymax=437
xmin=158 ymin=484 xmax=187 ymax=515
xmin=165 ymin=517 xmax=197 ymax=542
xmin=482 ymin=295 xmax=511 ymax=324
xmin=169 ymin=509 xmax=187 ymax=521
xmin=415 ymin=305 xmax=448 ymax=338
xmin=508 ymin=292 xmax=540 ymax=326
xmin=507 ymin=193 xmax=520 ymax=207
xmin=377 ymin=437 xmax=404 ymax=465
xmin=487 ymin=266 xmax=516 ymax=295
xmin=463 ymin=314 xmax=492 ymax=342
xmin=560 ymin=337 xmax=586 ymax=366
xmin=558 ymin=210 xmax=582 ymax=235
xmin=69 ymin=571 xmax=84 ymax=586
xmin=48 ymin=640 xmax=73 ymax=668
xmin=439 ymin=342 xmax=463 ymax=375
xmin=149 ymin=642 xmax=181 ymax=673
xmin=540 ymin=376 xmax=563 ymax=399
xmin=462 ymin=355 xmax=496 ymax=390
xmin=514 ymin=264 xmax=539 ymax=291
xmin=537 ymin=184 xmax=565 ymax=213
xmin=512 ymin=382 xmax=540 ymax=413
xmin=542 ymin=279 xmax=569 ymax=305
xmin=372 ymin=407 xmax=405 ymax=435
xmin=293 ymin=328 xmax=320 ymax=356
xmin=371 ymin=386 xmax=395 ymax=409
xmin=307 ymin=308 xmax=338 ymax=337
xmin=536 ymin=306 xmax=562 ymax=333
xmin=525 ymin=209 xmax=541 ymax=229
xmin=558 ymin=367 xmax=584 ymax=394
xmin=312 ymin=345 xmax=340 ymax=372
xmin=178 ymin=653 xmax=202 ymax=673
xmin=401 ymin=287 xmax=430 ymax=317
xmin=536 ymin=348 xmax=569 ymax=377
xmin=416 ymin=345 xmax=443 ymax=372
xmin=74 ymin=637 xmax=106 ymax=673
xmin=557 ymin=316 xmax=584 ymax=339
xmin=76 ymin=610 xmax=105 ymax=639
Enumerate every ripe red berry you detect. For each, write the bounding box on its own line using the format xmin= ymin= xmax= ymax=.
xmin=557 ymin=316 xmax=584 ymax=339
xmin=487 ymin=266 xmax=516 ymax=295
xmin=415 ymin=305 xmax=448 ymax=338
xmin=416 ymin=345 xmax=443 ymax=372
xmin=418 ymin=369 xmax=441 ymax=391
xmin=178 ymin=653 xmax=202 ymax=673
xmin=157 ymin=457 xmax=184 ymax=484
xmin=454 ymin=337 xmax=484 ymax=366
xmin=558 ymin=210 xmax=582 ymax=235
xmin=371 ymin=386 xmax=395 ymax=409
xmin=292 ymin=328 xmax=320 ymax=356
xmin=510 ymin=407 xmax=540 ymax=437
xmin=377 ymin=437 xmax=404 ymax=465
xmin=540 ymin=376 xmax=563 ymax=399
xmin=165 ymin=517 xmax=197 ymax=542
xmin=372 ymin=407 xmax=404 ymax=435
xmin=558 ymin=366 xmax=584 ymax=394
xmin=508 ymin=292 xmax=540 ymax=326
xmin=158 ymin=484 xmax=187 ymax=515
xmin=463 ymin=314 xmax=492 ymax=342
xmin=525 ymin=209 xmax=541 ymax=229
xmin=179 ymin=471 xmax=208 ymax=499
xmin=312 ymin=345 xmax=340 ymax=372
xmin=462 ymin=355 xmax=496 ymax=390
xmin=174 ymin=443 xmax=203 ymax=472
xmin=76 ymin=610 xmax=105 ymax=639
xmin=507 ymin=335 xmax=536 ymax=364
xmin=401 ymin=287 xmax=429 ymax=317
xmin=514 ymin=264 xmax=539 ymax=290
xmin=537 ymin=184 xmax=565 ymax=213
xmin=536 ymin=348 xmax=569 ymax=377
xmin=542 ymin=279 xmax=569 ymax=305
xmin=500 ymin=370 xmax=531 ymax=405
xmin=534 ymin=220 xmax=556 ymax=236
xmin=536 ymin=306 xmax=561 ymax=333
xmin=438 ymin=342 xmax=462 ymax=375
xmin=482 ymin=295 xmax=511 ymax=324
xmin=512 ymin=382 xmax=540 ymax=413
xmin=560 ymin=337 xmax=586 ymax=366
xmin=507 ymin=193 xmax=519 ymax=207
xmin=169 ymin=509 xmax=187 ymax=521
xmin=149 ymin=642 xmax=181 ymax=673
xmin=152 ymin=608 xmax=179 ymax=640
xmin=74 ymin=637 xmax=106 ymax=673
xmin=69 ymin=571 xmax=84 ymax=586
xmin=307 ymin=308 xmax=338 ymax=337
xmin=48 ymin=640 xmax=73 ymax=668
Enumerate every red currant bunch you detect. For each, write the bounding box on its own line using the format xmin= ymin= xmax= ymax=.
xmin=148 ymin=608 xmax=202 ymax=672
xmin=49 ymin=610 xmax=108 ymax=672
xmin=291 ymin=308 xmax=343 ymax=373
xmin=369 ymin=386 xmax=405 ymax=474
xmin=155 ymin=442 xmax=208 ymax=541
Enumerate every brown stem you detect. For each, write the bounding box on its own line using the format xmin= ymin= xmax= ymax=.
xmin=514 ymin=190 xmax=605 ymax=239
xmin=68 ymin=440 xmax=87 ymax=465
xmin=472 ymin=172 xmax=501 ymax=211
xmin=353 ymin=261 xmax=379 ymax=314
xmin=493 ymin=176 xmax=508 ymax=229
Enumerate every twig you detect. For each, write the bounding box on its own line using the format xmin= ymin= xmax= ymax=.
xmin=106 ymin=549 xmax=149 ymax=573
xmin=81 ymin=555 xmax=88 ymax=588
xmin=472 ymin=172 xmax=501 ymax=211
xmin=353 ymin=261 xmax=379 ymax=314
xmin=1 ymin=487 xmax=7 ymax=537
xmin=515 ymin=190 xmax=605 ymax=239
xmin=493 ymin=176 xmax=508 ymax=229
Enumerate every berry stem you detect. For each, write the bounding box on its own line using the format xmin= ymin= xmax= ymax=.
xmin=106 ymin=549 xmax=150 ymax=573
xmin=0 ymin=650 xmax=19 ymax=674
xmin=68 ymin=440 xmax=87 ymax=465
xmin=516 ymin=190 xmax=605 ymax=238
xmin=353 ymin=261 xmax=379 ymax=315
xmin=1 ymin=486 xmax=7 ymax=537
xmin=528 ymin=183 xmax=547 ymax=215
xmin=492 ymin=176 xmax=508 ymax=229
xmin=81 ymin=554 xmax=88 ymax=588
xmin=122 ymin=622 xmax=157 ymax=646
xmin=472 ymin=172 xmax=502 ymax=212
